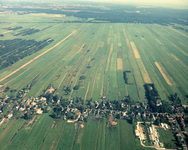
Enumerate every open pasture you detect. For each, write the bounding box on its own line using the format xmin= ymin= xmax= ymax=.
xmin=0 ymin=14 xmax=188 ymax=104
xmin=1 ymin=113 xmax=154 ymax=150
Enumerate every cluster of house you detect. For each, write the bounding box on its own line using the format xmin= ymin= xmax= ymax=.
xmin=1 ymin=88 xmax=188 ymax=149
xmin=135 ymin=112 xmax=188 ymax=149
xmin=149 ymin=126 xmax=164 ymax=147
xmin=167 ymin=115 xmax=187 ymax=149
xmin=0 ymin=96 xmax=51 ymax=126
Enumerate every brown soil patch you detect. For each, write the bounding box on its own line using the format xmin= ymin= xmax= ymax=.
xmin=50 ymin=141 xmax=56 ymax=150
xmin=0 ymin=30 xmax=76 ymax=82
xmin=109 ymin=115 xmax=117 ymax=126
xmin=183 ymin=105 xmax=188 ymax=108
xmin=31 ymin=13 xmax=66 ymax=18
xmin=117 ymin=58 xmax=123 ymax=70
xmin=80 ymin=124 xmax=84 ymax=128
xmin=67 ymin=114 xmax=81 ymax=123
xmin=77 ymin=44 xmax=86 ymax=53
xmin=2 ymin=30 xmax=12 ymax=34
xmin=84 ymin=81 xmax=90 ymax=100
xmin=118 ymin=43 xmax=122 ymax=47
xmin=26 ymin=115 xmax=36 ymax=126
xmin=137 ymin=59 xmax=152 ymax=83
xmin=155 ymin=62 xmax=172 ymax=85
xmin=74 ymin=122 xmax=78 ymax=130
xmin=46 ymin=38 xmax=52 ymax=42
xmin=130 ymin=41 xmax=140 ymax=58
xmin=45 ymin=86 xmax=55 ymax=94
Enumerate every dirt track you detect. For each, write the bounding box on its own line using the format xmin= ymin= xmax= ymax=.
xmin=130 ymin=41 xmax=140 ymax=58
xmin=0 ymin=30 xmax=76 ymax=83
xmin=155 ymin=62 xmax=172 ymax=85
xmin=117 ymin=58 xmax=123 ymax=70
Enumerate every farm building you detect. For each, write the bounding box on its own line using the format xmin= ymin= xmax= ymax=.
xmin=37 ymin=108 xmax=43 ymax=114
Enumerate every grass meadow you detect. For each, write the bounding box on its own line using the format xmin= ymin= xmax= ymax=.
xmin=0 ymin=13 xmax=188 ymax=149
xmin=1 ymin=14 xmax=188 ymax=103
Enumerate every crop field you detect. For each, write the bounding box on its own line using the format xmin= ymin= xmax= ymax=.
xmin=0 ymin=12 xmax=188 ymax=149
xmin=0 ymin=14 xmax=188 ymax=103
xmin=158 ymin=128 xmax=177 ymax=149
xmin=0 ymin=113 xmax=152 ymax=150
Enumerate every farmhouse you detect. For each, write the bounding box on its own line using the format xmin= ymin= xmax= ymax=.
xmin=7 ymin=113 xmax=13 ymax=119
xmin=156 ymin=100 xmax=162 ymax=106
xmin=36 ymin=108 xmax=43 ymax=114
xmin=40 ymin=97 xmax=47 ymax=102
xmin=19 ymin=107 xmax=25 ymax=111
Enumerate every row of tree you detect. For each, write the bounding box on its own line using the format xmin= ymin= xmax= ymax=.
xmin=13 ymin=28 xmax=40 ymax=36
xmin=8 ymin=6 xmax=188 ymax=25
xmin=144 ymin=84 xmax=172 ymax=114
xmin=0 ymin=38 xmax=54 ymax=70
xmin=3 ymin=26 xmax=23 ymax=30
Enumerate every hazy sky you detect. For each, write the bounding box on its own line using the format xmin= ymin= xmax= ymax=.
xmin=87 ymin=0 xmax=188 ymax=5
xmin=3 ymin=0 xmax=188 ymax=5
xmin=2 ymin=0 xmax=188 ymax=8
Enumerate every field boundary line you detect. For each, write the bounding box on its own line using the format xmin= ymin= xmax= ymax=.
xmin=37 ymin=118 xmax=54 ymax=150
xmin=84 ymin=81 xmax=90 ymax=101
xmin=155 ymin=62 xmax=172 ymax=85
xmin=170 ymin=54 xmax=188 ymax=69
xmin=5 ymin=67 xmax=31 ymax=85
xmin=35 ymin=58 xmax=69 ymax=96
xmin=137 ymin=59 xmax=152 ymax=84
xmin=0 ymin=119 xmax=18 ymax=142
xmin=105 ymin=43 xmax=114 ymax=72
xmin=58 ymin=72 xmax=68 ymax=89
xmin=122 ymin=28 xmax=140 ymax=100
xmin=91 ymin=60 xmax=102 ymax=98
xmin=9 ymin=36 xmax=70 ymax=88
xmin=170 ymin=27 xmax=188 ymax=37
xmin=29 ymin=112 xmax=52 ymax=150
xmin=54 ymin=121 xmax=66 ymax=150
xmin=95 ymin=120 xmax=101 ymax=150
xmin=0 ymin=30 xmax=76 ymax=83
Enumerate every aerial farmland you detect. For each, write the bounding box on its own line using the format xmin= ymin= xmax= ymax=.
xmin=0 ymin=1 xmax=188 ymax=150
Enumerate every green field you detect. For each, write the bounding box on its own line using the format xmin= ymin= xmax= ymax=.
xmin=1 ymin=13 xmax=188 ymax=103
xmin=0 ymin=12 xmax=188 ymax=149
xmin=158 ymin=128 xmax=177 ymax=149
xmin=1 ymin=113 xmax=153 ymax=150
